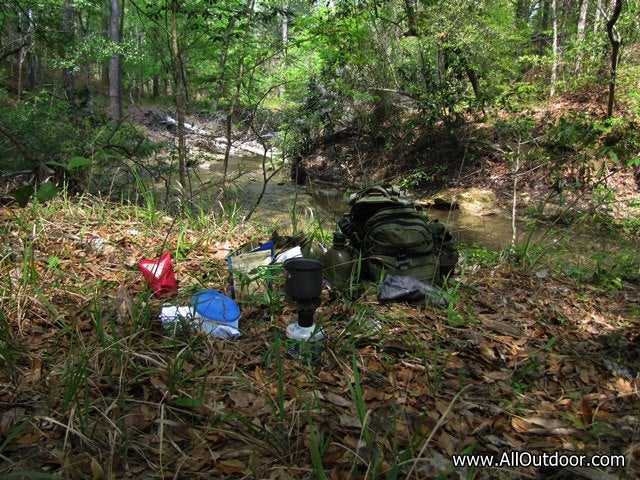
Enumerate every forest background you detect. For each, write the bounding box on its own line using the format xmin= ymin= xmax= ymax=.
xmin=1 ymin=0 xmax=639 ymax=211
xmin=1 ymin=0 xmax=640 ymax=479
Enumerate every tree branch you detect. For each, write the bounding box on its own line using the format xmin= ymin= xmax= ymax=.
xmin=0 ymin=124 xmax=51 ymax=180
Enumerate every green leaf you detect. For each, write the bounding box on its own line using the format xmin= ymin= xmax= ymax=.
xmin=66 ymin=156 xmax=92 ymax=170
xmin=10 ymin=184 xmax=35 ymax=207
xmin=36 ymin=181 xmax=59 ymax=203
xmin=47 ymin=156 xmax=91 ymax=171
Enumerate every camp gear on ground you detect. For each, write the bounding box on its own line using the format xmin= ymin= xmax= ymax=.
xmin=227 ymin=240 xmax=274 ymax=299
xmin=284 ymin=258 xmax=324 ymax=307
xmin=377 ymin=275 xmax=447 ymax=306
xmin=159 ymin=299 xmax=241 ymax=339
xmin=427 ymin=219 xmax=458 ymax=278
xmin=138 ymin=252 xmax=178 ymax=297
xmin=192 ymin=289 xmax=241 ymax=338
xmin=283 ymin=258 xmax=325 ymax=361
xmin=274 ymin=246 xmax=303 ymax=263
xmin=324 ymin=231 xmax=355 ymax=291
xmin=285 ymin=321 xmax=325 ymax=361
xmin=338 ymin=185 xmax=458 ymax=284
xmin=302 ymin=241 xmax=327 ymax=263
xmin=159 ymin=305 xmax=194 ymax=325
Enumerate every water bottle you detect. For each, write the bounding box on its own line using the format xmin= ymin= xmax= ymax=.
xmin=324 ymin=232 xmax=353 ymax=291
xmin=302 ymin=240 xmax=326 ymax=264
xmin=285 ymin=321 xmax=325 ymax=361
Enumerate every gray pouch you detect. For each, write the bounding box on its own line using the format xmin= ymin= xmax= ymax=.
xmin=377 ymin=275 xmax=446 ymax=306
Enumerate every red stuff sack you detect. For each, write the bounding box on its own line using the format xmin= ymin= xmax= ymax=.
xmin=138 ymin=252 xmax=178 ymax=297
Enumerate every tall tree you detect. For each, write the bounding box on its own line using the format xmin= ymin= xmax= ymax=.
xmin=108 ymin=0 xmax=123 ymax=119
xmin=170 ymin=0 xmax=188 ymax=192
xmin=550 ymin=0 xmax=559 ymax=95
xmin=605 ymin=0 xmax=623 ymax=118
xmin=62 ymin=0 xmax=76 ymax=100
xmin=221 ymin=0 xmax=256 ymax=181
xmin=575 ymin=0 xmax=589 ymax=71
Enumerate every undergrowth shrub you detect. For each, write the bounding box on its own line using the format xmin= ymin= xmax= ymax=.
xmin=0 ymin=90 xmax=161 ymax=204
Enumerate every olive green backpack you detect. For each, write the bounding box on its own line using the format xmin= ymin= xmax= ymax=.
xmin=338 ymin=185 xmax=457 ymax=284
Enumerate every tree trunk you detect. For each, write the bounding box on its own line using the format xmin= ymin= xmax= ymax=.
xmin=575 ymin=0 xmax=589 ymax=71
xmin=108 ymin=0 xmax=123 ymax=119
xmin=17 ymin=46 xmax=24 ymax=101
xmin=211 ymin=16 xmax=237 ymax=112
xmin=152 ymin=76 xmax=159 ymax=98
xmin=101 ymin=2 xmax=109 ymax=85
xmin=577 ymin=0 xmax=588 ymax=41
xmin=403 ymin=0 xmax=418 ymax=36
xmin=593 ymin=0 xmax=601 ymax=33
xmin=222 ymin=0 xmax=255 ymax=181
xmin=77 ymin=10 xmax=90 ymax=88
xmin=26 ymin=49 xmax=36 ymax=91
xmin=62 ymin=0 xmax=76 ymax=100
xmin=452 ymin=47 xmax=481 ymax=103
xmin=25 ymin=9 xmax=36 ymax=91
xmin=606 ymin=0 xmax=623 ymax=118
xmin=16 ymin=10 xmax=30 ymax=100
xmin=170 ymin=0 xmax=188 ymax=195
xmin=135 ymin=26 xmax=143 ymax=101
xmin=541 ymin=0 xmax=550 ymax=30
xmin=550 ymin=0 xmax=559 ymax=96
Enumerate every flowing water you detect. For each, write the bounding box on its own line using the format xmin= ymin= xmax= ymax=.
xmin=188 ymin=153 xmax=638 ymax=276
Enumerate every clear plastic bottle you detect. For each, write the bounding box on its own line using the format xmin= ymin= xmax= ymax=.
xmin=324 ymin=232 xmax=353 ymax=291
xmin=285 ymin=321 xmax=325 ymax=361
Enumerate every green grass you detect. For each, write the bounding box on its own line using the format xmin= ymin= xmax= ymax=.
xmin=0 ymin=194 xmax=638 ymax=478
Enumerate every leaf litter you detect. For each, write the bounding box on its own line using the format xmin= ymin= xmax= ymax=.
xmin=0 ymin=197 xmax=639 ymax=479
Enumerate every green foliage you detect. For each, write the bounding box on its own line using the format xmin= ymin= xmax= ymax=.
xmin=590 ymin=251 xmax=640 ymax=289
xmin=547 ymin=115 xmax=640 ymax=168
xmin=0 ymin=93 xmax=85 ymax=170
xmin=460 ymin=243 xmax=500 ymax=267
xmin=0 ymin=88 xmax=162 ymax=206
xmin=496 ymin=82 xmax=545 ymax=111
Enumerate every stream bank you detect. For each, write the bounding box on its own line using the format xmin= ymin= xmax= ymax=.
xmin=122 ymin=105 xmax=640 ymax=284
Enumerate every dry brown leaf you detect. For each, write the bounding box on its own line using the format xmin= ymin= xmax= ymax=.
xmin=363 ymin=387 xmax=384 ymax=401
xmin=436 ymin=431 xmax=456 ymax=455
xmin=124 ymin=405 xmax=156 ymax=431
xmin=0 ymin=407 xmax=26 ymax=436
xmin=330 ymin=467 xmax=357 ymax=480
xmin=217 ymin=459 xmax=248 ymax=474
xmin=30 ymin=359 xmax=42 ymax=383
xmin=318 ymin=370 xmax=339 ymax=384
xmin=485 ymin=370 xmax=511 ymax=380
xmin=339 ymin=414 xmax=362 ymax=428
xmin=90 ymin=457 xmax=105 ymax=480
xmin=609 ymin=377 xmax=634 ymax=396
xmin=578 ymin=367 xmax=590 ymax=384
xmin=15 ymin=431 xmax=46 ymax=445
xmin=481 ymin=315 xmax=523 ymax=337
xmin=511 ymin=416 xmax=576 ymax=436
xmin=228 ymin=389 xmax=256 ymax=409
xmin=323 ymin=391 xmax=352 ymax=407
xmin=579 ymin=398 xmax=593 ymax=423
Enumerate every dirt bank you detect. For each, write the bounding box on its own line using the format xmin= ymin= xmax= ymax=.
xmin=297 ymin=94 xmax=640 ymax=226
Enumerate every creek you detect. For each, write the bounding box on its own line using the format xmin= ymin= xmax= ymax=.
xmin=175 ymin=149 xmax=638 ymax=281
xmin=191 ymin=153 xmax=617 ymax=252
